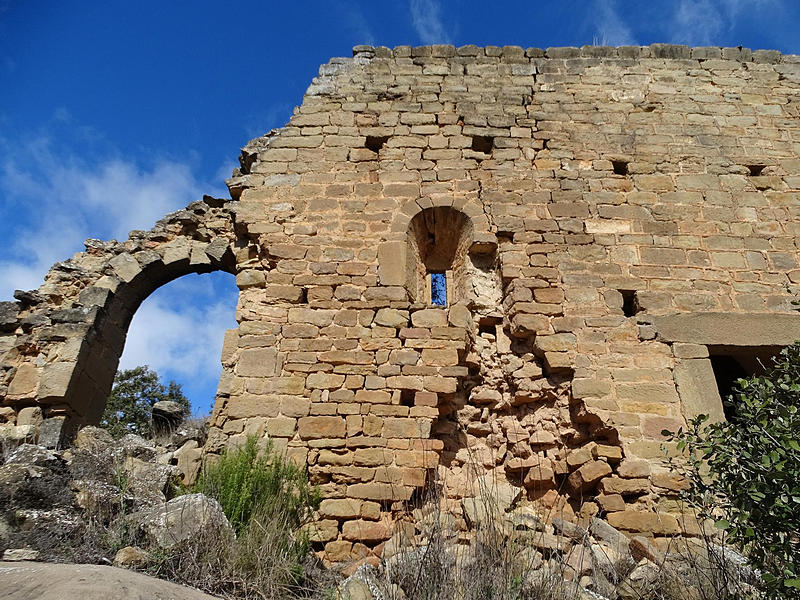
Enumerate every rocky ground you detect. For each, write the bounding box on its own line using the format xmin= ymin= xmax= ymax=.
xmin=0 ymin=423 xmax=757 ymax=600
xmin=0 ymin=421 xmax=219 ymax=565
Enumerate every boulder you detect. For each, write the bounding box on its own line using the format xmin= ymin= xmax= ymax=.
xmin=151 ymin=401 xmax=185 ymax=437
xmin=129 ymin=493 xmax=232 ymax=550
xmin=113 ymin=545 xmax=149 ymax=568
xmin=4 ymin=444 xmax=60 ymax=468
xmin=617 ymin=558 xmax=662 ymax=600
xmin=117 ymin=434 xmax=157 ymax=461
xmin=122 ymin=456 xmax=180 ymax=504
xmin=73 ymin=427 xmax=114 ymax=452
xmin=173 ymin=440 xmax=203 ymax=486
xmin=0 ymin=561 xmax=220 ymax=599
xmin=2 ymin=549 xmax=39 ymax=561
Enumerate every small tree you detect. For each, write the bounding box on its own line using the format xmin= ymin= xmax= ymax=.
xmin=101 ymin=365 xmax=189 ymax=438
xmin=667 ymin=343 xmax=800 ymax=598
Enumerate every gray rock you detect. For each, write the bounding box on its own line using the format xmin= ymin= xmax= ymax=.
xmin=0 ymin=561 xmax=220 ymax=599
xmin=73 ymin=426 xmax=114 ymax=452
xmin=151 ymin=401 xmax=185 ymax=437
xmin=129 ymin=493 xmax=232 ymax=550
xmin=116 ymin=434 xmax=157 ymax=461
xmin=337 ymin=564 xmax=391 ymax=600
xmin=0 ymin=301 xmax=19 ymax=332
xmin=122 ymin=456 xmax=180 ymax=504
xmin=4 ymin=444 xmax=59 ymax=468
xmin=2 ymin=549 xmax=39 ymax=561
xmin=39 ymin=417 xmax=74 ymax=450
xmin=112 ymin=545 xmax=149 ymax=568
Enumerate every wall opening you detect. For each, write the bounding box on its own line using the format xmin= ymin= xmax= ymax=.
xmin=406 ymin=206 xmax=473 ymax=305
xmin=471 ymin=135 xmax=494 ymax=154
xmin=708 ymin=345 xmax=781 ymax=420
xmin=619 ymin=289 xmax=638 ymax=317
xmin=62 ymin=246 xmax=238 ymax=427
xmin=120 ymin=271 xmax=238 ymax=417
xmin=747 ymin=164 xmax=766 ymax=176
xmin=612 ymin=160 xmax=629 ymax=176
xmin=430 ymin=272 xmax=447 ymax=307
xmin=365 ymin=135 xmax=389 ymax=153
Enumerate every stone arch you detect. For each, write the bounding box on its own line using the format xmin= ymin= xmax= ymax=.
xmin=0 ymin=199 xmax=240 ymax=446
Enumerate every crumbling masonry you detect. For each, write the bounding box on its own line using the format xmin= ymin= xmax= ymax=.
xmin=3 ymin=43 xmax=800 ymax=560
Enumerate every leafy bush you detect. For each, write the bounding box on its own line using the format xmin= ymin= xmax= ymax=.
xmin=101 ymin=366 xmax=189 ymax=438
xmin=188 ymin=436 xmax=321 ymax=596
xmin=195 ymin=436 xmax=319 ymax=535
xmin=667 ymin=343 xmax=800 ymax=598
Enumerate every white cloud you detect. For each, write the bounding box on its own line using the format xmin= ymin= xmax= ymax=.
xmin=0 ymin=132 xmax=208 ymax=300
xmin=593 ymin=0 xmax=636 ymax=46
xmin=0 ymin=120 xmax=238 ymax=412
xmin=119 ymin=286 xmax=235 ymax=382
xmin=669 ymin=0 xmax=780 ymax=45
xmin=409 ymin=0 xmax=450 ymax=45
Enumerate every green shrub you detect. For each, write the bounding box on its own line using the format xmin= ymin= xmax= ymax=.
xmin=187 ymin=436 xmax=321 ymax=597
xmin=667 ymin=343 xmax=800 ymax=599
xmin=195 ymin=436 xmax=319 ymax=535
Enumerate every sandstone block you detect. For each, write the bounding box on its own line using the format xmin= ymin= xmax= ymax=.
xmin=236 ymin=348 xmax=278 ymax=377
xmin=374 ymin=308 xmax=409 ymax=328
xmin=567 ymin=460 xmax=612 ymax=492
xmin=341 ymin=519 xmax=392 ymax=542
xmin=7 ymin=364 xmax=39 ymax=398
xmin=298 ymin=416 xmax=345 ymax=439
xmin=511 ymin=313 xmax=550 ymax=336
xmin=319 ymin=498 xmax=364 ymax=520
xmin=421 ymin=348 xmax=459 ymax=366
xmin=306 ymin=373 xmax=346 ymax=390
xmin=616 ymin=459 xmax=651 ymax=479
xmin=16 ymin=406 xmax=42 ymax=429
xmin=598 ymin=476 xmax=650 ymax=496
xmin=265 ymin=416 xmax=297 ymax=437
xmin=411 ymin=309 xmax=447 ymax=328
xmin=347 ymin=482 xmax=413 ymax=501
xmin=606 ymin=510 xmax=681 ymax=535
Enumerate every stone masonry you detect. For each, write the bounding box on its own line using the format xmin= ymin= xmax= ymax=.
xmin=3 ymin=43 xmax=800 ymax=561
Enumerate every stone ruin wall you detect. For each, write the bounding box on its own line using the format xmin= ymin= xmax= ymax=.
xmin=4 ymin=43 xmax=800 ymax=561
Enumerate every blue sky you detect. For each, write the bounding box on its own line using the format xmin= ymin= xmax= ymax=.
xmin=1 ymin=0 xmax=798 ymax=414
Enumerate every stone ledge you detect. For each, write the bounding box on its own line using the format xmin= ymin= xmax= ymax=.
xmin=351 ymin=43 xmax=790 ymax=64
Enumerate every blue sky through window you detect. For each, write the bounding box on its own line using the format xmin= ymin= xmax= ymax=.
xmin=431 ymin=273 xmax=447 ymax=307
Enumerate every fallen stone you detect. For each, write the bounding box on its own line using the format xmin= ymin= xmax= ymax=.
xmin=72 ymin=426 xmax=113 ymax=452
xmin=2 ymin=549 xmax=39 ymax=561
xmin=129 ymin=493 xmax=233 ymax=550
xmin=113 ymin=545 xmax=149 ymax=568
xmin=151 ymin=401 xmax=186 ymax=437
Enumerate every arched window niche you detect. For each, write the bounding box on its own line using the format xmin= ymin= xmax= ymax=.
xmin=406 ymin=206 xmax=500 ymax=310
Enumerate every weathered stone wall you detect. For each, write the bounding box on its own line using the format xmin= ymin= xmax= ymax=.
xmin=4 ymin=43 xmax=800 ymax=561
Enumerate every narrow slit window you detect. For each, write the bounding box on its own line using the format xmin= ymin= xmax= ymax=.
xmin=430 ymin=272 xmax=447 ymax=307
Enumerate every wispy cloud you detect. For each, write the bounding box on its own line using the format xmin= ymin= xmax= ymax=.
xmin=0 ymin=139 xmax=207 ymax=299
xmin=409 ymin=0 xmax=450 ymax=45
xmin=0 ymin=116 xmax=237 ymax=412
xmin=336 ymin=1 xmax=376 ymax=46
xmin=593 ymin=0 xmax=636 ymax=46
xmin=669 ymin=0 xmax=780 ymax=45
